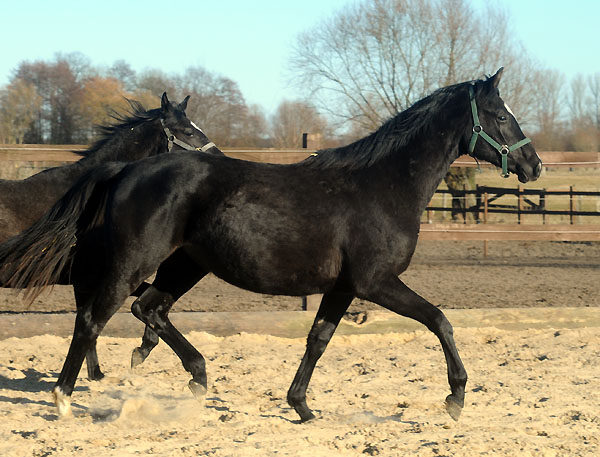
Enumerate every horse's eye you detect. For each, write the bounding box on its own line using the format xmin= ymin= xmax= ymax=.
xmin=498 ymin=115 xmax=507 ymax=122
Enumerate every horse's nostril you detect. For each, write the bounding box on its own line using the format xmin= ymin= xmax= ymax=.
xmin=534 ymin=161 xmax=542 ymax=178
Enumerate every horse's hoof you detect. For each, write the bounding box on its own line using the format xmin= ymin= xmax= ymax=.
xmin=88 ymin=368 xmax=105 ymax=382
xmin=52 ymin=387 xmax=73 ymax=419
xmin=130 ymin=348 xmax=145 ymax=369
xmin=299 ymin=411 xmax=317 ymax=423
xmin=188 ymin=380 xmax=207 ymax=402
xmin=444 ymin=396 xmax=463 ymax=421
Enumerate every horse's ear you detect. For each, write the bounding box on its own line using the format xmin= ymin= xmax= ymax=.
xmin=179 ymin=95 xmax=190 ymax=112
xmin=488 ymin=67 xmax=504 ymax=90
xmin=161 ymin=92 xmax=170 ymax=112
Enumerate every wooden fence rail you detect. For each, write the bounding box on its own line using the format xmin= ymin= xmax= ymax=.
xmin=419 ymin=223 xmax=600 ymax=241
xmin=1 ymin=145 xmax=599 ymax=242
xmin=1 ymin=146 xmax=599 ymax=168
xmin=427 ymin=186 xmax=600 ymax=222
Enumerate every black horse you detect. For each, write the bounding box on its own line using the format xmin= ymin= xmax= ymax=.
xmin=0 ymin=69 xmax=541 ymax=421
xmin=0 ymin=92 xmax=221 ymax=240
xmin=0 ymin=92 xmax=223 ymax=379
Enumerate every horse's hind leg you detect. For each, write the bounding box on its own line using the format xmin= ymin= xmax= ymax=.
xmin=130 ymin=281 xmax=159 ymax=368
xmin=131 ymin=250 xmax=208 ymax=399
xmin=287 ymin=289 xmax=354 ymax=422
xmin=131 ymin=325 xmax=159 ymax=369
xmin=131 ymin=286 xmax=208 ymax=399
xmin=130 ymin=250 xmax=205 ymax=369
xmin=357 ymin=275 xmax=467 ymax=421
xmin=53 ymin=287 xmax=126 ymax=417
xmin=82 ymin=283 xmax=154 ymax=378
xmin=85 ymin=342 xmax=104 ymax=381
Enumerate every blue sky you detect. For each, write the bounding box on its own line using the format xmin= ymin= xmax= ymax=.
xmin=1 ymin=0 xmax=598 ymax=114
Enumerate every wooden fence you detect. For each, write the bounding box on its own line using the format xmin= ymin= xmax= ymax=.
xmin=1 ymin=145 xmax=599 ymax=168
xmin=1 ymin=145 xmax=599 ymax=243
xmin=426 ymin=186 xmax=600 ymax=223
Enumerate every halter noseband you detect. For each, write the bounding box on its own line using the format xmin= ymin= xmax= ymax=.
xmin=468 ymin=85 xmax=531 ymax=178
xmin=161 ymin=119 xmax=216 ymax=153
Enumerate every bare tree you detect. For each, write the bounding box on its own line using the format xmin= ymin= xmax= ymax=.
xmin=238 ymin=104 xmax=269 ymax=147
xmin=270 ymin=100 xmax=332 ymax=148
xmin=0 ymin=79 xmax=42 ymax=143
xmin=568 ymin=74 xmax=588 ymax=125
xmin=529 ymin=68 xmax=567 ymax=150
xmin=588 ymin=73 xmax=600 ymax=130
xmin=288 ymin=0 xmax=537 ymax=134
xmin=175 ymin=66 xmax=267 ymax=146
xmin=13 ymin=58 xmax=85 ymax=143
xmin=108 ymin=60 xmax=138 ymax=92
xmin=565 ymin=72 xmax=600 ymax=151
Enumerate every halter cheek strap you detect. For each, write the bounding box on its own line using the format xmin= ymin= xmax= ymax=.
xmin=468 ymin=86 xmax=531 ymax=178
xmin=161 ymin=120 xmax=216 ymax=153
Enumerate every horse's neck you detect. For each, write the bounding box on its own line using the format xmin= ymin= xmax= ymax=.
xmin=364 ymin=111 xmax=468 ymax=218
xmin=81 ymin=120 xmax=164 ymax=167
xmin=22 ymin=120 xmax=165 ymax=200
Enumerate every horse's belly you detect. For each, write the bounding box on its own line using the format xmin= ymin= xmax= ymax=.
xmin=187 ymin=230 xmax=343 ymax=296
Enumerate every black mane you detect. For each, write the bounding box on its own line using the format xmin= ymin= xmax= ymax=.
xmin=77 ymin=99 xmax=161 ymax=156
xmin=302 ymin=81 xmax=472 ymax=171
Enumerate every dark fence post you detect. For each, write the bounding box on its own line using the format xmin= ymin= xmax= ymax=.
xmin=541 ymin=188 xmax=546 ymax=224
xmin=462 ymin=184 xmax=467 ymax=224
xmin=517 ymin=186 xmax=523 ymax=224
xmin=570 ymin=186 xmax=574 ymax=224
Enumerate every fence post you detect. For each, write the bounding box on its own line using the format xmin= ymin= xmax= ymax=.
xmin=570 ymin=185 xmax=574 ymax=225
xmin=541 ymin=188 xmax=546 ymax=224
xmin=441 ymin=193 xmax=447 ymax=221
xmin=517 ymin=185 xmax=523 ymax=224
xmin=475 ymin=185 xmax=481 ymax=223
xmin=463 ymin=184 xmax=467 ymax=224
xmin=483 ymin=192 xmax=489 ymax=258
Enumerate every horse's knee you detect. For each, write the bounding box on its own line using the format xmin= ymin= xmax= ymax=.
xmin=306 ymin=323 xmax=335 ymax=356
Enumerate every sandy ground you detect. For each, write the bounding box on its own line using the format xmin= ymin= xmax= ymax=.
xmin=1 ymin=240 xmax=599 ymax=313
xmin=0 ymin=240 xmax=598 ymax=456
xmin=0 ymin=328 xmax=598 ymax=456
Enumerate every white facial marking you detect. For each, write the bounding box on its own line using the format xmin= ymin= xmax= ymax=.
xmin=190 ymin=121 xmax=204 ymax=134
xmin=504 ymin=102 xmax=516 ymax=118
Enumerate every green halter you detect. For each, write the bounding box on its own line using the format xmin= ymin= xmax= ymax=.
xmin=468 ymin=85 xmax=531 ymax=178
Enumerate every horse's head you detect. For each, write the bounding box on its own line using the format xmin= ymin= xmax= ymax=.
xmin=465 ymin=68 xmax=542 ymax=183
xmin=160 ymin=92 xmax=222 ymax=155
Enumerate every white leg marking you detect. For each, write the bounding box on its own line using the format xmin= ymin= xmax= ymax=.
xmin=53 ymin=386 xmax=73 ymax=418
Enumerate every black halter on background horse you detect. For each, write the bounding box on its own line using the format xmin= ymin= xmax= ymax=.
xmin=0 ymin=92 xmax=223 ymax=380
xmin=0 ymin=68 xmax=541 ymax=421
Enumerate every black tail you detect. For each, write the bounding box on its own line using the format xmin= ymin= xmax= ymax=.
xmin=0 ymin=162 xmax=126 ymax=302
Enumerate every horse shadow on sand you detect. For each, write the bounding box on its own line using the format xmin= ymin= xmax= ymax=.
xmin=0 ymin=366 xmax=88 ymax=419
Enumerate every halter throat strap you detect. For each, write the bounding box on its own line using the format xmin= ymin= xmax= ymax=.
xmin=161 ymin=120 xmax=216 ymax=153
xmin=468 ymin=85 xmax=531 ymax=178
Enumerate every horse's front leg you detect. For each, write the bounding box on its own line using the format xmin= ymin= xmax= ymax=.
xmin=357 ymin=275 xmax=467 ymax=421
xmin=287 ymin=289 xmax=354 ymax=422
